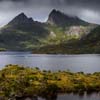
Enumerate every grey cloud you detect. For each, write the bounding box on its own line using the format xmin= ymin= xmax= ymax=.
xmin=0 ymin=0 xmax=100 ymax=26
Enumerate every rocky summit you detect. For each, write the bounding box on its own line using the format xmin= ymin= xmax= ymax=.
xmin=8 ymin=13 xmax=34 ymax=26
xmin=47 ymin=9 xmax=89 ymax=27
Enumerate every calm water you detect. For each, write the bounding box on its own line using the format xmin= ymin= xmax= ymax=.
xmin=0 ymin=51 xmax=100 ymax=100
xmin=39 ymin=93 xmax=100 ymax=100
xmin=0 ymin=51 xmax=100 ymax=73
xmin=57 ymin=93 xmax=100 ymax=100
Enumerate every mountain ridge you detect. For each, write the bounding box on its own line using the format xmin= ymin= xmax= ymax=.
xmin=0 ymin=9 xmax=98 ymax=52
xmin=8 ymin=13 xmax=34 ymax=26
xmin=47 ymin=9 xmax=90 ymax=27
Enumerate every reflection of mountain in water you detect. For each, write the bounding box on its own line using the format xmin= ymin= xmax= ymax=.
xmin=14 ymin=95 xmax=57 ymax=100
xmin=8 ymin=92 xmax=100 ymax=100
xmin=9 ymin=94 xmax=57 ymax=100
xmin=15 ymin=96 xmax=38 ymax=100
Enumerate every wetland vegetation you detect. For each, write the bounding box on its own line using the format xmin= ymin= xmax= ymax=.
xmin=0 ymin=64 xmax=100 ymax=99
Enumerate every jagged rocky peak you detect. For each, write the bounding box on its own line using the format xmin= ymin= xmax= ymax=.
xmin=47 ymin=9 xmax=64 ymax=25
xmin=47 ymin=9 xmax=89 ymax=26
xmin=49 ymin=9 xmax=60 ymax=16
xmin=48 ymin=9 xmax=68 ymax=18
xmin=16 ymin=12 xmax=27 ymax=19
xmin=28 ymin=17 xmax=34 ymax=22
xmin=8 ymin=12 xmax=34 ymax=26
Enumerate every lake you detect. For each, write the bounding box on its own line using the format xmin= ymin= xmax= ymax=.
xmin=0 ymin=51 xmax=100 ymax=100
xmin=39 ymin=93 xmax=100 ymax=100
xmin=0 ymin=51 xmax=100 ymax=73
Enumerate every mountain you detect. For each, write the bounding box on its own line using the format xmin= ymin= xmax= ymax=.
xmin=33 ymin=25 xmax=100 ymax=54
xmin=47 ymin=9 xmax=89 ymax=27
xmin=45 ymin=9 xmax=96 ymax=46
xmin=76 ymin=26 xmax=100 ymax=53
xmin=4 ymin=13 xmax=48 ymax=36
xmin=8 ymin=13 xmax=34 ymax=26
xmin=33 ymin=10 xmax=98 ymax=54
xmin=0 ymin=10 xmax=98 ymax=52
xmin=0 ymin=13 xmax=49 ymax=50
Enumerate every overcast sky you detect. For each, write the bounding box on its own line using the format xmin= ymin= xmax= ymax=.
xmin=0 ymin=0 xmax=100 ymax=26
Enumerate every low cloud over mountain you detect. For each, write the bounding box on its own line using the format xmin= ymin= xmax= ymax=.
xmin=0 ymin=0 xmax=100 ymax=26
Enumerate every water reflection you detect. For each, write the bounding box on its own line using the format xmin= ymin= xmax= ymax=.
xmin=8 ymin=89 xmax=100 ymax=100
xmin=38 ymin=92 xmax=100 ymax=100
xmin=15 ymin=96 xmax=38 ymax=100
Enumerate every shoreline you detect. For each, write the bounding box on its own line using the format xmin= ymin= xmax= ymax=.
xmin=0 ymin=64 xmax=100 ymax=99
